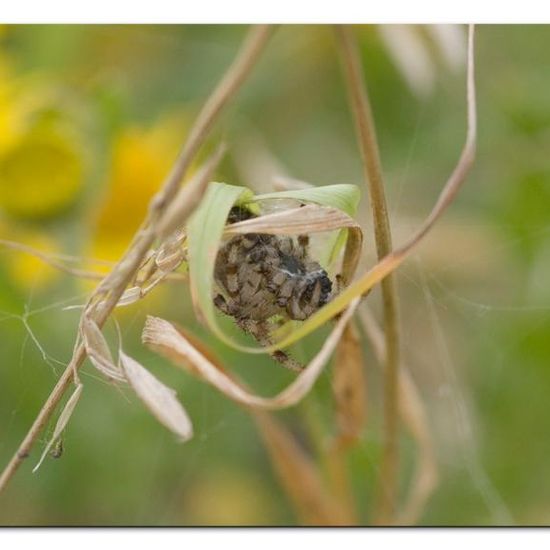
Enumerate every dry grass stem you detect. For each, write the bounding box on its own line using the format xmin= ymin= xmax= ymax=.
xmin=358 ymin=305 xmax=438 ymax=524
xmin=0 ymin=239 xmax=188 ymax=284
xmin=335 ymin=24 xmax=401 ymax=523
xmin=0 ymin=24 xmax=273 ymax=494
xmin=156 ymin=143 xmax=227 ymax=239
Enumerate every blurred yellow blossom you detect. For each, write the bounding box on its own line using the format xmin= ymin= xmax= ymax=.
xmin=0 ymin=52 xmax=25 ymax=154
xmin=89 ymin=113 xmax=187 ymax=263
xmin=0 ymin=55 xmax=87 ymax=220
xmin=0 ymin=125 xmax=85 ymax=219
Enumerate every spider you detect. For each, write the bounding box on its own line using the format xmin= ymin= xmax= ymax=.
xmin=214 ymin=205 xmax=333 ymax=372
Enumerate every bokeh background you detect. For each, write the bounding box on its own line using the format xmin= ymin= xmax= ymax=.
xmin=0 ymin=24 xmax=549 ymax=526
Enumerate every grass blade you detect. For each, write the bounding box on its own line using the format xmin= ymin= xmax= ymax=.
xmin=254 ymin=183 xmax=360 ymax=217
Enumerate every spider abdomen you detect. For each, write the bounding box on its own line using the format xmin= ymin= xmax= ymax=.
xmin=214 ymin=231 xmax=332 ymax=322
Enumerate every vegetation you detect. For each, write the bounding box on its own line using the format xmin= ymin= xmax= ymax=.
xmin=0 ymin=24 xmax=547 ymax=526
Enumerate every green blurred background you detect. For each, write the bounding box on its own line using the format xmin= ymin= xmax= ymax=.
xmin=0 ymin=24 xmax=549 ymax=526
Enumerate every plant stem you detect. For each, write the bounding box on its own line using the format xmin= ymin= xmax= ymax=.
xmin=0 ymin=24 xmax=273 ymax=495
xmin=335 ymin=24 xmax=401 ymax=524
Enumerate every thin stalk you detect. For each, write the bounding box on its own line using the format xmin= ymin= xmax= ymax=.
xmin=335 ymin=25 xmax=401 ymax=524
xmin=0 ymin=24 xmax=273 ymax=495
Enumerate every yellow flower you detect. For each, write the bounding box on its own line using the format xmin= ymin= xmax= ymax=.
xmin=0 ymin=52 xmax=25 ymax=154
xmin=89 ymin=114 xmax=187 ymax=263
xmin=0 ymin=126 xmax=84 ymax=219
xmin=0 ymin=53 xmax=87 ymax=220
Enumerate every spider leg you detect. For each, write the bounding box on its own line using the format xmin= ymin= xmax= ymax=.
xmin=214 ymin=294 xmax=240 ymax=317
xmin=277 ymin=236 xmax=295 ymax=256
xmin=297 ymin=234 xmax=310 ymax=261
xmin=276 ymin=277 xmax=297 ymax=307
xmin=334 ymin=273 xmax=343 ymax=295
xmin=271 ymin=350 xmax=305 ymax=373
xmin=244 ymin=319 xmax=305 ymax=373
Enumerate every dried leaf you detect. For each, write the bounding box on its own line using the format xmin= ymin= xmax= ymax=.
xmin=333 ymin=321 xmax=367 ymax=446
xmin=225 ymin=204 xmax=358 ymax=236
xmin=33 ymin=384 xmax=83 ymax=473
xmin=142 ymin=298 xmax=360 ymax=410
xmin=253 ymin=411 xmax=350 ymax=525
xmin=81 ymin=317 xmax=126 ymax=382
xmin=119 ymin=351 xmax=193 ymax=442
xmin=226 ymin=204 xmax=363 ymax=283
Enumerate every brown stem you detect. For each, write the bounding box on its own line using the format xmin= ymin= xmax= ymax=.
xmin=0 ymin=24 xmax=273 ymax=495
xmin=358 ymin=304 xmax=438 ymax=525
xmin=334 ymin=25 xmax=401 ymax=523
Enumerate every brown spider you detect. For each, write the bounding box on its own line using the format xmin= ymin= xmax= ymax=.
xmin=213 ymin=205 xmax=333 ymax=372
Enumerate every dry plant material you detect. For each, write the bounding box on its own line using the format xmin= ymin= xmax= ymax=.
xmin=156 ymin=145 xmax=227 ymax=240
xmin=142 ymin=297 xmax=360 ymax=410
xmin=332 ymin=321 xmax=367 ymax=446
xmin=0 ymin=24 xmax=273 ymax=493
xmin=81 ymin=316 xmax=193 ymax=442
xmin=0 ymin=238 xmax=108 ymax=281
xmin=32 ymin=384 xmax=83 ymax=473
xmin=81 ymin=317 xmax=126 ymax=382
xmin=120 ymin=352 xmax=193 ymax=442
xmin=1 ymin=24 xmax=477 ymax=531
xmin=319 ymin=320 xmax=367 ymax=524
xmin=225 ymin=204 xmax=358 ymax=236
xmin=268 ymin=24 xmax=476 ymax=396
xmin=335 ymin=24 xmax=402 ymax=522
